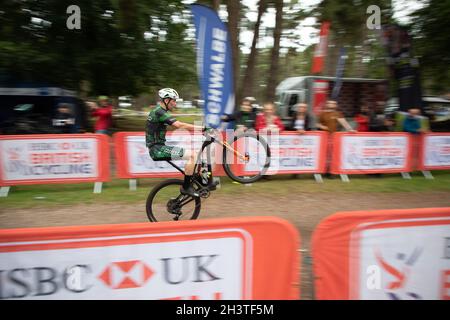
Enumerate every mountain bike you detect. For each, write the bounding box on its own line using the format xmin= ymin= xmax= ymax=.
xmin=146 ymin=129 xmax=271 ymax=222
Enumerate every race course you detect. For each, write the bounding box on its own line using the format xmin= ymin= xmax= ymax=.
xmin=1 ymin=172 xmax=450 ymax=299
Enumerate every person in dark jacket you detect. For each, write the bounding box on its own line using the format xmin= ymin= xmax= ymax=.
xmin=290 ymin=103 xmax=314 ymax=133
xmin=221 ymin=97 xmax=257 ymax=131
xmin=52 ymin=103 xmax=75 ymax=133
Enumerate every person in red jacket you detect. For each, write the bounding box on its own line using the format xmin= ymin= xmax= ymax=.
xmin=89 ymin=96 xmax=113 ymax=135
xmin=353 ymin=103 xmax=370 ymax=132
xmin=255 ymin=102 xmax=285 ymax=133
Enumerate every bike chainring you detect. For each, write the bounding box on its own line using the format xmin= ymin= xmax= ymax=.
xmin=167 ymin=198 xmax=182 ymax=216
xmin=198 ymin=188 xmax=210 ymax=199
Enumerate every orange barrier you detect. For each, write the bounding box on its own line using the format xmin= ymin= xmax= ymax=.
xmin=418 ymin=133 xmax=450 ymax=171
xmin=0 ymin=216 xmax=300 ymax=300
xmin=312 ymin=207 xmax=450 ymax=300
xmin=330 ymin=132 xmax=413 ymax=175
xmin=115 ymin=131 xmax=328 ymax=179
xmin=114 ymin=131 xmax=225 ymax=179
xmin=0 ymin=134 xmax=110 ymax=186
xmin=244 ymin=131 xmax=328 ymax=175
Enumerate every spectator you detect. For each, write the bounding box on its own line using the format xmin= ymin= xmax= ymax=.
xmin=401 ymin=108 xmax=429 ymax=134
xmin=221 ymin=97 xmax=257 ymax=131
xmin=384 ymin=114 xmax=396 ymax=132
xmin=317 ymin=100 xmax=356 ymax=133
xmin=52 ymin=103 xmax=75 ymax=133
xmin=317 ymin=100 xmax=355 ymax=178
xmin=399 ymin=107 xmax=430 ymax=169
xmin=369 ymin=100 xmax=394 ymax=132
xmin=290 ymin=103 xmax=314 ymax=134
xmin=255 ymin=102 xmax=285 ymax=133
xmin=89 ymin=96 xmax=113 ymax=135
xmin=354 ymin=104 xmax=371 ymax=132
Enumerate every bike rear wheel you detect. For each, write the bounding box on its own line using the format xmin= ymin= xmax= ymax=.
xmin=222 ymin=132 xmax=270 ymax=183
xmin=146 ymin=179 xmax=201 ymax=222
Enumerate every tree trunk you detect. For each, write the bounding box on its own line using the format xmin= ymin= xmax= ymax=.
xmin=265 ymin=0 xmax=283 ymax=102
xmin=225 ymin=0 xmax=240 ymax=109
xmin=118 ymin=0 xmax=140 ymax=38
xmin=212 ymin=0 xmax=220 ymax=11
xmin=240 ymin=0 xmax=267 ymax=101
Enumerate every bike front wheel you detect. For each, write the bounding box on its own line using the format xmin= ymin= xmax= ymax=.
xmin=146 ymin=179 xmax=201 ymax=222
xmin=222 ymin=132 xmax=271 ymax=183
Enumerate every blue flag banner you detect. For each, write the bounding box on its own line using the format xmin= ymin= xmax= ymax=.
xmin=190 ymin=4 xmax=235 ymax=129
xmin=331 ymin=47 xmax=347 ymax=100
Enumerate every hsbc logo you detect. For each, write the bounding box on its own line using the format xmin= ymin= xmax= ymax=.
xmin=0 ymin=255 xmax=223 ymax=299
xmin=0 ymin=233 xmax=246 ymax=300
xmin=0 ymin=260 xmax=155 ymax=298
xmin=98 ymin=260 xmax=154 ymax=289
xmin=0 ymin=264 xmax=93 ymax=299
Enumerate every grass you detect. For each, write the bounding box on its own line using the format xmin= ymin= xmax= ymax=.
xmin=1 ymin=171 xmax=449 ymax=210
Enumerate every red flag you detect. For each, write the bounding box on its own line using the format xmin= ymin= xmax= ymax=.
xmin=311 ymin=21 xmax=330 ymax=74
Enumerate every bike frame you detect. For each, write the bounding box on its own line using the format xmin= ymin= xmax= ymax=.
xmin=166 ymin=132 xmax=248 ymax=180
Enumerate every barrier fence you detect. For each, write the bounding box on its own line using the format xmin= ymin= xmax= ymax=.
xmin=312 ymin=207 xmax=450 ymax=300
xmin=330 ymin=132 xmax=414 ymax=177
xmin=252 ymin=131 xmax=328 ymax=176
xmin=0 ymin=134 xmax=110 ymax=195
xmin=1 ymin=208 xmax=448 ymax=300
xmin=0 ymin=216 xmax=300 ymax=300
xmin=114 ymin=131 xmax=226 ymax=179
xmin=419 ymin=133 xmax=450 ymax=172
xmin=0 ymin=132 xmax=449 ymax=194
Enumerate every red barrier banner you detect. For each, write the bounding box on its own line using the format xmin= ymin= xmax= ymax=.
xmin=242 ymin=131 xmax=328 ymax=176
xmin=418 ymin=133 xmax=450 ymax=171
xmin=0 ymin=216 xmax=300 ymax=300
xmin=0 ymin=134 xmax=110 ymax=186
xmin=312 ymin=207 xmax=450 ymax=300
xmin=114 ymin=131 xmax=225 ymax=179
xmin=330 ymin=132 xmax=413 ymax=174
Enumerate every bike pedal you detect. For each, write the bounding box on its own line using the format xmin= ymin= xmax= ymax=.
xmin=207 ymin=180 xmax=220 ymax=191
xmin=213 ymin=177 xmax=221 ymax=188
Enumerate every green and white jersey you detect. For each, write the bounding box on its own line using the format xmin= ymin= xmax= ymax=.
xmin=145 ymin=105 xmax=177 ymax=147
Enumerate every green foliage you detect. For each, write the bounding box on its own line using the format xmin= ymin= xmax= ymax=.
xmin=409 ymin=0 xmax=450 ymax=93
xmin=0 ymin=0 xmax=196 ymax=96
xmin=311 ymin=0 xmax=392 ymax=78
xmin=0 ymin=0 xmax=447 ymax=101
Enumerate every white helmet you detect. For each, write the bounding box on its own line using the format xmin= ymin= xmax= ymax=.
xmin=158 ymin=88 xmax=179 ymax=100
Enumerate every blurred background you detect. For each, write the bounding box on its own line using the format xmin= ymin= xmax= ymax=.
xmin=0 ymin=0 xmax=449 ymax=132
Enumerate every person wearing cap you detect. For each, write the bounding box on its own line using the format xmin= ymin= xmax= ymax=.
xmin=89 ymin=96 xmax=113 ymax=135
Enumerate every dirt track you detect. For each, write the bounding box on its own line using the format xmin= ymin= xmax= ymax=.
xmin=2 ymin=190 xmax=450 ymax=299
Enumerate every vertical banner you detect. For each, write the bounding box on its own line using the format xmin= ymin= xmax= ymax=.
xmin=419 ymin=133 xmax=450 ymax=171
xmin=330 ymin=47 xmax=347 ymax=100
xmin=382 ymin=24 xmax=423 ymax=112
xmin=190 ymin=4 xmax=235 ymax=129
xmin=0 ymin=217 xmax=300 ymax=300
xmin=0 ymin=134 xmax=110 ymax=186
xmin=312 ymin=79 xmax=329 ymax=115
xmin=330 ymin=132 xmax=413 ymax=174
xmin=311 ymin=21 xmax=330 ymax=74
xmin=312 ymin=207 xmax=450 ymax=300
